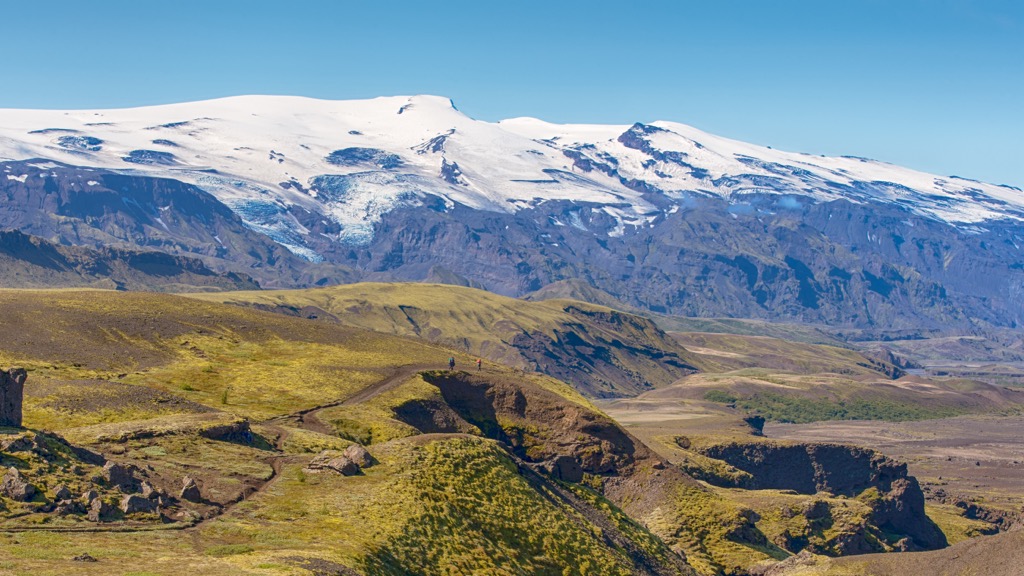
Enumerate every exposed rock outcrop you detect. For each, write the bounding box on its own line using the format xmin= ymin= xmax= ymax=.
xmin=121 ymin=494 xmax=157 ymax=514
xmin=0 ymin=367 xmax=27 ymax=428
xmin=696 ymin=440 xmax=947 ymax=551
xmin=87 ymin=498 xmax=113 ymax=522
xmin=103 ymin=462 xmax=141 ymax=493
xmin=0 ymin=229 xmax=261 ymax=292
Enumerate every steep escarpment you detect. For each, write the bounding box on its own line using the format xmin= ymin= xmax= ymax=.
xmin=695 ymin=440 xmax=947 ymax=552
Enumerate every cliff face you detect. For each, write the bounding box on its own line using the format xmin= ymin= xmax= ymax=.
xmin=697 ymin=441 xmax=947 ymax=551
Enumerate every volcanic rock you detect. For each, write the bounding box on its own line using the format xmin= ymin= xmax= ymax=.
xmin=1 ymin=467 xmax=36 ymax=501
xmin=0 ymin=367 xmax=26 ymax=428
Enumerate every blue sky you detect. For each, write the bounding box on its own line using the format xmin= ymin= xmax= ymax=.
xmin=2 ymin=0 xmax=1021 ymax=186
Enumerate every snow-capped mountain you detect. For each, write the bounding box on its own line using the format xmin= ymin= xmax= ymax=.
xmin=1 ymin=95 xmax=1022 ymax=330
xmin=2 ymin=95 xmax=1021 ymax=253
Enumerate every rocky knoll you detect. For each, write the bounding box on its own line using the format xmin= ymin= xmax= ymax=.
xmin=696 ymin=440 xmax=947 ymax=551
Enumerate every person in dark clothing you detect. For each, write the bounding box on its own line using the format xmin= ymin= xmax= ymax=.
xmin=448 ymin=356 xmax=456 ymax=371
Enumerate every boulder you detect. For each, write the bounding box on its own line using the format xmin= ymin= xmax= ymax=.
xmin=81 ymin=489 xmax=99 ymax=504
xmin=307 ymin=451 xmax=360 ymax=476
xmin=1 ymin=467 xmax=36 ymax=501
xmin=87 ymin=498 xmax=113 ymax=522
xmin=140 ymin=481 xmax=161 ymax=499
xmin=103 ymin=462 xmax=140 ymax=492
xmin=52 ymin=484 xmax=73 ymax=501
xmin=343 ymin=444 xmax=374 ymax=468
xmin=179 ymin=476 xmax=201 ymax=502
xmin=55 ymin=499 xmax=86 ymax=516
xmin=0 ymin=367 xmax=27 ymax=428
xmin=120 ymin=494 xmax=157 ymax=514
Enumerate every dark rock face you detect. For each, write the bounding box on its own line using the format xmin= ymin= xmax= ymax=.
xmin=0 ymin=160 xmax=345 ymax=288
xmin=545 ymin=455 xmax=584 ymax=483
xmin=0 ymin=367 xmax=27 ymax=428
xmin=122 ymin=150 xmax=177 ymax=165
xmin=325 ymin=147 xmax=403 ymax=169
xmin=510 ymin=304 xmax=697 ymax=398
xmin=354 ymin=196 xmax=1024 ymax=332
xmin=697 ymin=441 xmax=947 ymax=551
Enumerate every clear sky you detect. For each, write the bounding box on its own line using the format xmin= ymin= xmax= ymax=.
xmin=2 ymin=0 xmax=1021 ymax=186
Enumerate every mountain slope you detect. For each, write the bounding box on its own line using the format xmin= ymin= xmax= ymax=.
xmin=191 ymin=282 xmax=700 ymax=398
xmin=2 ymin=95 xmax=1021 ymax=329
xmin=0 ymin=229 xmax=259 ymax=291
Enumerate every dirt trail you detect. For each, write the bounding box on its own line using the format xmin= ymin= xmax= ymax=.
xmin=190 ymin=365 xmax=432 ymax=528
xmin=267 ymin=364 xmax=431 ymax=435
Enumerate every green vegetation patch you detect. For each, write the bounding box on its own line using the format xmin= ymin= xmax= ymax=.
xmin=731 ymin=392 xmax=965 ymax=423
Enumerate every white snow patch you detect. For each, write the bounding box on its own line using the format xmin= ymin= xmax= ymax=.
xmin=5 ymin=174 xmax=27 ymax=183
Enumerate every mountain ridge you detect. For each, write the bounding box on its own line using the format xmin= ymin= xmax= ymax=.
xmin=2 ymin=95 xmax=1021 ymax=331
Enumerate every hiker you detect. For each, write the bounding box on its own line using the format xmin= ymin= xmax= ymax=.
xmin=476 ymin=358 xmax=482 ymax=371
xmin=448 ymin=356 xmax=456 ymax=371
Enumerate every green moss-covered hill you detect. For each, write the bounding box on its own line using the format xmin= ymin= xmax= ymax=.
xmin=189 ymin=282 xmax=701 ymax=398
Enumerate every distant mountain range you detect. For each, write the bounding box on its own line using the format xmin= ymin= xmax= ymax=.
xmin=1 ymin=95 xmax=1021 ymax=330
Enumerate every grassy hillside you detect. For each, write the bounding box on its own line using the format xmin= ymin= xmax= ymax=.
xmin=0 ymin=289 xmax=698 ymax=575
xmin=189 ymin=282 xmax=701 ymax=398
xmin=0 ymin=288 xmax=995 ymax=575
xmin=669 ymin=333 xmax=902 ymax=377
